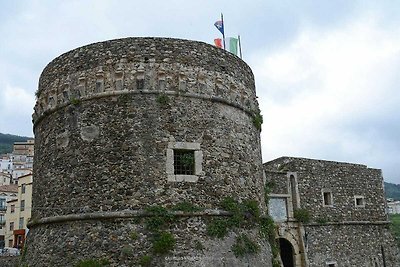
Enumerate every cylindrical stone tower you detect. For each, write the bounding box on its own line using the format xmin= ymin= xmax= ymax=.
xmin=25 ymin=38 xmax=270 ymax=266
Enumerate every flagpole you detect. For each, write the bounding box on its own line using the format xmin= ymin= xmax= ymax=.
xmin=221 ymin=13 xmax=226 ymax=50
xmin=238 ymin=35 xmax=242 ymax=59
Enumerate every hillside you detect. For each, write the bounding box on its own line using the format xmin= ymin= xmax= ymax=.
xmin=0 ymin=133 xmax=31 ymax=154
xmin=385 ymin=182 xmax=400 ymax=201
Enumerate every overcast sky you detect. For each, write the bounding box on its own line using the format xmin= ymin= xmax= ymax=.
xmin=0 ymin=1 xmax=399 ymax=183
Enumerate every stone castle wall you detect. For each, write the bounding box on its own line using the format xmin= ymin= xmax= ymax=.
xmin=25 ymin=38 xmax=270 ymax=266
xmin=305 ymin=224 xmax=400 ymax=267
xmin=264 ymin=157 xmax=400 ymax=267
xmin=265 ymin=157 xmax=387 ymax=222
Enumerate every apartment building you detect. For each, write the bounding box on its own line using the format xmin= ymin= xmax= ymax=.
xmin=5 ymin=173 xmax=32 ymax=249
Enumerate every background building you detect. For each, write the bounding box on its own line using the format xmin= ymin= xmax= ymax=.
xmin=4 ymin=173 xmax=32 ymax=249
xmin=0 ymin=185 xmax=18 ymax=248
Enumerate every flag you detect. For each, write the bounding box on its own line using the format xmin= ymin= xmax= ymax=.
xmin=214 ymin=20 xmax=224 ymax=35
xmin=227 ymin=37 xmax=239 ymax=55
xmin=214 ymin=38 xmax=223 ymax=48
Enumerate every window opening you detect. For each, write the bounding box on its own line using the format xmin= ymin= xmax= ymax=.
xmin=355 ymin=196 xmax=365 ymax=207
xmin=20 ymin=200 xmax=25 ymax=211
xmin=323 ymin=191 xmax=333 ymax=206
xmin=173 ymin=150 xmax=195 ymax=175
xmin=136 ymin=78 xmax=144 ymax=90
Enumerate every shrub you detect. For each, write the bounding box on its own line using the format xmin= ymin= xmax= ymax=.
xmin=252 ymin=112 xmax=263 ymax=131
xmin=152 ymin=231 xmax=176 ymax=254
xmin=145 ymin=206 xmax=174 ymax=231
xmin=206 ymin=218 xmax=230 ymax=238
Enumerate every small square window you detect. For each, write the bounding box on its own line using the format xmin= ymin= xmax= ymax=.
xmin=174 ymin=150 xmax=195 ymax=175
xmin=355 ymin=196 xmax=365 ymax=207
xmin=166 ymin=142 xmax=202 ymax=182
xmin=323 ymin=191 xmax=333 ymax=206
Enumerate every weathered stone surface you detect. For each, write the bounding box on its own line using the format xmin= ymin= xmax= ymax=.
xmin=26 ymin=38 xmax=269 ymax=266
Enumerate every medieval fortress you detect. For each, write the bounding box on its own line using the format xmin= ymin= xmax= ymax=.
xmin=24 ymin=38 xmax=399 ymax=266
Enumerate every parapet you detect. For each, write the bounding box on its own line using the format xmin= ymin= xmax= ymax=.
xmin=33 ymin=37 xmax=258 ymax=127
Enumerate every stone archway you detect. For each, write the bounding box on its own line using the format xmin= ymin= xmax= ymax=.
xmin=279 ymin=238 xmax=295 ymax=267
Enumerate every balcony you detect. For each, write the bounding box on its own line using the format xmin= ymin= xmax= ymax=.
xmin=0 ymin=206 xmax=6 ymax=211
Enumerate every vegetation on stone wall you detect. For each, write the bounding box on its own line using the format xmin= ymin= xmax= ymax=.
xmin=152 ymin=231 xmax=176 ymax=254
xmin=206 ymin=197 xmax=260 ymax=239
xmin=293 ymin=208 xmax=311 ymax=223
xmin=252 ymin=111 xmax=263 ymax=131
xmin=138 ymin=255 xmax=152 ymax=266
xmin=70 ymin=98 xmax=81 ymax=105
xmin=156 ymin=94 xmax=169 ymax=105
xmin=232 ymin=234 xmax=260 ymax=257
xmin=171 ymin=201 xmax=202 ymax=212
xmin=315 ymin=217 xmax=328 ymax=224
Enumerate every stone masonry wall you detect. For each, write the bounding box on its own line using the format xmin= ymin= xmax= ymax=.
xmin=264 ymin=157 xmax=400 ymax=267
xmin=305 ymin=224 xmax=400 ymax=267
xmin=264 ymin=157 xmax=387 ymax=222
xmin=25 ymin=38 xmax=270 ymax=266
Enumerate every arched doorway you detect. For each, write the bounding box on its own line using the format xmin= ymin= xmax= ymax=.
xmin=279 ymin=238 xmax=295 ymax=267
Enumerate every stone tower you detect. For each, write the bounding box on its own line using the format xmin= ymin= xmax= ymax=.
xmin=25 ymin=38 xmax=271 ymax=266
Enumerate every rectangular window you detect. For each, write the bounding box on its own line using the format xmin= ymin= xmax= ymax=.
xmin=19 ymin=217 xmax=24 ymax=229
xmin=323 ymin=191 xmax=333 ymax=206
xmin=355 ymin=196 xmax=365 ymax=207
xmin=173 ymin=150 xmax=195 ymax=175
xmin=21 ymin=184 xmax=26 ymax=194
xmin=166 ymin=142 xmax=202 ymax=183
xmin=11 ymin=204 xmax=15 ymax=213
xmin=136 ymin=78 xmax=144 ymax=90
xmin=9 ymin=222 xmax=14 ymax=231
xmin=20 ymin=200 xmax=25 ymax=211
xmin=0 ymin=198 xmax=5 ymax=210
xmin=8 ymin=240 xmax=12 ymax=247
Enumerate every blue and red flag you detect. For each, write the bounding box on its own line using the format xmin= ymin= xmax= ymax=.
xmin=214 ymin=20 xmax=224 ymax=35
